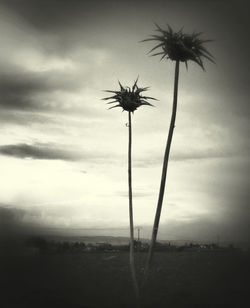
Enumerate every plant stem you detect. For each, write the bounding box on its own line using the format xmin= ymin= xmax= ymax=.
xmin=145 ymin=60 xmax=180 ymax=276
xmin=128 ymin=111 xmax=140 ymax=305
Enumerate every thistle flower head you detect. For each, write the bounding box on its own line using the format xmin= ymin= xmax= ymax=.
xmin=142 ymin=23 xmax=215 ymax=70
xmin=103 ymin=78 xmax=156 ymax=112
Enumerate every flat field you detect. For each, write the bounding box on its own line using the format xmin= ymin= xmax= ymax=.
xmin=1 ymin=250 xmax=250 ymax=308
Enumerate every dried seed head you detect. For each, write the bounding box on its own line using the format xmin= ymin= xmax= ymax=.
xmin=142 ymin=23 xmax=215 ymax=70
xmin=103 ymin=78 xmax=156 ymax=112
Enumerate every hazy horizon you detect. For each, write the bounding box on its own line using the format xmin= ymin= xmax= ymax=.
xmin=1 ymin=206 xmax=249 ymax=244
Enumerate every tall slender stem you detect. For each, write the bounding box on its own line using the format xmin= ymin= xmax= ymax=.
xmin=128 ymin=111 xmax=140 ymax=304
xmin=145 ymin=60 xmax=180 ymax=275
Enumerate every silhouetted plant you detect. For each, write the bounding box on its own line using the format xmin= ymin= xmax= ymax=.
xmin=103 ymin=79 xmax=155 ymax=304
xmin=142 ymin=23 xmax=215 ymax=275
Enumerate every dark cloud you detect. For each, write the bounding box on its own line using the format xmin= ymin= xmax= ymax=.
xmin=0 ymin=0 xmax=94 ymax=32
xmin=0 ymin=68 xmax=83 ymax=111
xmin=0 ymin=72 xmax=48 ymax=110
xmin=0 ymin=142 xmax=117 ymax=164
xmin=0 ymin=143 xmax=82 ymax=161
xmin=0 ymin=0 xmax=154 ymax=32
xmin=0 ymin=0 xmax=131 ymax=55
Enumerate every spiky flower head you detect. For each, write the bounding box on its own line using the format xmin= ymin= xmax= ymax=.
xmin=142 ymin=23 xmax=215 ymax=70
xmin=103 ymin=78 xmax=156 ymax=112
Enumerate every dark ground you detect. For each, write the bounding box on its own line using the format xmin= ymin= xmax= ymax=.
xmin=1 ymin=247 xmax=250 ymax=308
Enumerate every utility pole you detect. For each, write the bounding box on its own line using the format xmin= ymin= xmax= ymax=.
xmin=135 ymin=227 xmax=142 ymax=242
xmin=135 ymin=227 xmax=142 ymax=252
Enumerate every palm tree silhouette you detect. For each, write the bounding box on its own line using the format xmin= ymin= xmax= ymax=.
xmin=103 ymin=79 xmax=155 ymax=303
xmin=142 ymin=23 xmax=215 ymax=275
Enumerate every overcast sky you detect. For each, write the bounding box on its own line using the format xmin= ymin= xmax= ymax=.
xmin=0 ymin=0 xmax=249 ymax=242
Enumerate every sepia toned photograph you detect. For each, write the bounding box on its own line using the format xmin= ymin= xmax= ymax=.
xmin=0 ymin=0 xmax=249 ymax=307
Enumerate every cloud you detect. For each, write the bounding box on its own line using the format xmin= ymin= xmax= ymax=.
xmin=0 ymin=0 xmax=94 ymax=34
xmin=0 ymin=6 xmax=111 ymax=118
xmin=0 ymin=56 xmax=108 ymax=125
xmin=0 ymin=142 xmax=118 ymax=164
xmin=0 ymin=66 xmax=83 ymax=111
xmin=0 ymin=143 xmax=82 ymax=161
